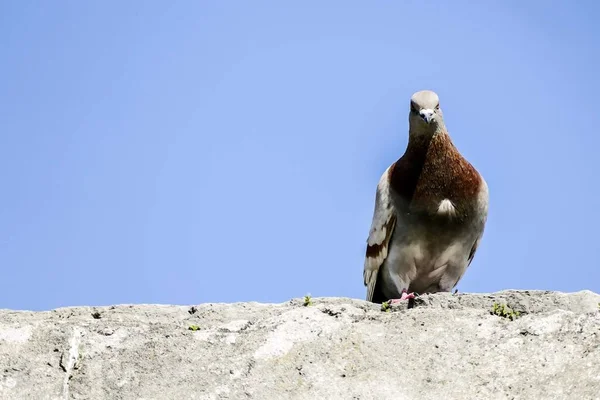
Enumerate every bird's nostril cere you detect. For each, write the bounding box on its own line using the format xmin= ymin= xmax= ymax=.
xmin=419 ymin=111 xmax=433 ymax=122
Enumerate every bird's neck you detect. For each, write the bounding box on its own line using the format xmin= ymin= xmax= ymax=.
xmin=390 ymin=130 xmax=457 ymax=208
xmin=405 ymin=129 xmax=451 ymax=159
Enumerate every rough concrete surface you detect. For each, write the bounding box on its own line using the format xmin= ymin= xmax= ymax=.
xmin=0 ymin=290 xmax=599 ymax=400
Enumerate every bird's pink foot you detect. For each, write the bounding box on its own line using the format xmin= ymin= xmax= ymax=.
xmin=388 ymin=290 xmax=416 ymax=304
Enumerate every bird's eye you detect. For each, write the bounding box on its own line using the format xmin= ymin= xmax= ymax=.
xmin=435 ymin=104 xmax=440 ymax=110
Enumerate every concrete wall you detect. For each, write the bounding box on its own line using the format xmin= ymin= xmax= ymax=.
xmin=1 ymin=290 xmax=599 ymax=399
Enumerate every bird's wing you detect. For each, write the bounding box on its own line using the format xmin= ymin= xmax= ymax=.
xmin=363 ymin=165 xmax=397 ymax=302
xmin=467 ymin=178 xmax=489 ymax=268
xmin=467 ymin=235 xmax=482 ymax=268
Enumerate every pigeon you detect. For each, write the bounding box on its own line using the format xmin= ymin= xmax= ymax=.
xmin=363 ymin=90 xmax=488 ymax=304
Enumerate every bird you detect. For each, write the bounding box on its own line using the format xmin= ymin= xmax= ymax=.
xmin=363 ymin=90 xmax=488 ymax=304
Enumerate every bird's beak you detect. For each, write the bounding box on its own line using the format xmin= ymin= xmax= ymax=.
xmin=419 ymin=109 xmax=435 ymax=124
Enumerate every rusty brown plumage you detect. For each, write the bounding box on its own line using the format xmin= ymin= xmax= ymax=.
xmin=390 ymin=132 xmax=482 ymax=221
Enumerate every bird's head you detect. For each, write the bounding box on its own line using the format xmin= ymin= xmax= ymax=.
xmin=408 ymin=90 xmax=446 ymax=136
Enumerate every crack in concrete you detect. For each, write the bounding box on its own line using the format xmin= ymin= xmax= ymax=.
xmin=61 ymin=327 xmax=83 ymax=400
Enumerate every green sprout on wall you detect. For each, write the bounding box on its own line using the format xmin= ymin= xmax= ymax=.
xmin=491 ymin=302 xmax=521 ymax=321
xmin=303 ymin=294 xmax=313 ymax=307
xmin=188 ymin=324 xmax=200 ymax=331
xmin=381 ymin=301 xmax=391 ymax=312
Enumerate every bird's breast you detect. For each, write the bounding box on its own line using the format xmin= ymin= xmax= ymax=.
xmin=391 ymin=132 xmax=483 ymax=222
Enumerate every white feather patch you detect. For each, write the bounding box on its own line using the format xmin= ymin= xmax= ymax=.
xmin=437 ymin=199 xmax=456 ymax=217
xmin=367 ymin=223 xmax=389 ymax=247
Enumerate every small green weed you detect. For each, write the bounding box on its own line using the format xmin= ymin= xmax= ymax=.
xmin=491 ymin=302 xmax=521 ymax=321
xmin=303 ymin=294 xmax=313 ymax=307
xmin=188 ymin=324 xmax=200 ymax=331
xmin=381 ymin=301 xmax=391 ymax=312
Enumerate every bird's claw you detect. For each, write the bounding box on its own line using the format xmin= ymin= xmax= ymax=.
xmin=388 ymin=290 xmax=416 ymax=304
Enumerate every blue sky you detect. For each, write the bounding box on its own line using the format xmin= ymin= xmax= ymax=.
xmin=1 ymin=1 xmax=599 ymax=311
